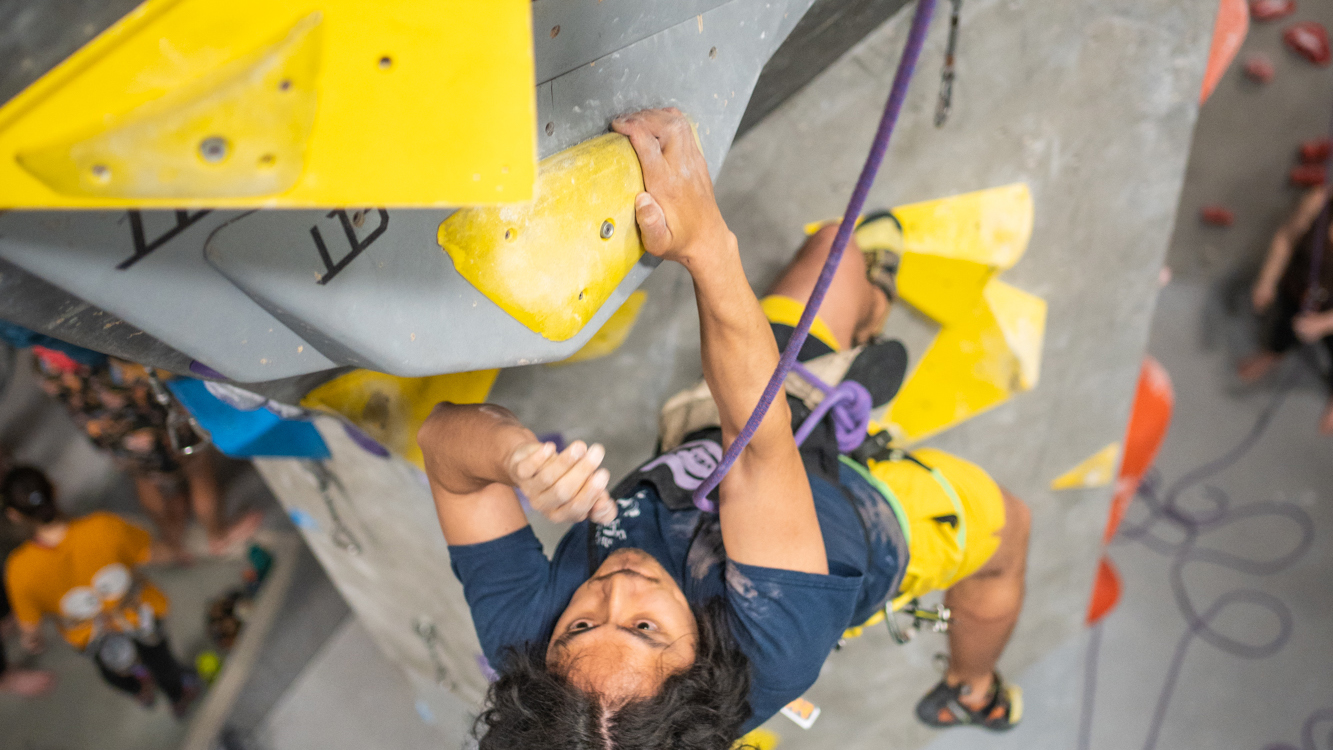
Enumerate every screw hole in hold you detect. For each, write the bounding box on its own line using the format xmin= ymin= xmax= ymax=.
xmin=550 ymin=25 xmax=560 ymax=38
xmin=599 ymin=219 xmax=615 ymax=239
xmin=90 ymin=164 xmax=111 ymax=183
xmin=578 ymin=289 xmax=586 ymax=301
xmin=258 ymin=153 xmax=277 ymax=168
xmin=709 ymin=46 xmax=718 ymax=60
xmin=504 ymin=228 xmax=517 ymax=241
xmin=199 ymin=136 xmax=229 ymax=163
xmin=279 ymin=78 xmax=292 ymax=91
xmin=545 ymin=121 xmax=555 ymax=136
xmin=378 ymin=55 xmax=393 ymax=70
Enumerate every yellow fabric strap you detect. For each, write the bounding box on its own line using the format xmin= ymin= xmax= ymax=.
xmin=760 ymin=295 xmax=842 ymax=352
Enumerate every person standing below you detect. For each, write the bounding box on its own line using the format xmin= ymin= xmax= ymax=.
xmin=1241 ymin=185 xmax=1333 ymax=433
xmin=2 ymin=466 xmax=199 ymax=714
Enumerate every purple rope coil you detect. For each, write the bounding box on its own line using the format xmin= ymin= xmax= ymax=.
xmin=790 ymin=362 xmax=873 ymax=452
xmin=692 ymin=0 xmax=938 ymax=512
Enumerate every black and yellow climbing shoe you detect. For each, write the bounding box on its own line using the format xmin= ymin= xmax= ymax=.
xmin=853 ymin=210 xmax=904 ymax=303
xmin=915 ymin=672 xmax=1023 ymax=731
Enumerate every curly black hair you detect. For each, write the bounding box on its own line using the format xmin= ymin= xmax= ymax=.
xmin=474 ymin=597 xmax=753 ymax=750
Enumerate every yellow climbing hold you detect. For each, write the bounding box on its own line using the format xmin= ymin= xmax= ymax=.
xmin=883 ymin=184 xmax=1046 ymax=443
xmin=1050 ymin=442 xmax=1122 ymax=490
xmin=734 ymin=728 xmax=781 ymax=750
xmin=301 ymin=369 xmax=499 ymax=469
xmin=552 ymin=291 xmax=648 ymax=365
xmin=0 ymin=0 xmax=535 ymax=207
xmin=438 ymin=132 xmax=646 ymax=342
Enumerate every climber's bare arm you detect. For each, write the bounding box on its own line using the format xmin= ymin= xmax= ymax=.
xmin=417 ymin=403 xmax=616 ymax=545
xmin=614 ymin=108 xmax=826 ymax=575
xmin=1256 ymin=186 xmax=1327 ymax=312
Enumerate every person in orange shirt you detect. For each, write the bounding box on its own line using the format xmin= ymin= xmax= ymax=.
xmin=2 ymin=466 xmax=199 ymax=715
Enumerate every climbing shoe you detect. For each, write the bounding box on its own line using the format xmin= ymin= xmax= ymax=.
xmin=853 ymin=210 xmax=904 ymax=303
xmin=915 ymin=672 xmax=1023 ymax=731
xmin=842 ymin=338 xmax=908 ymax=408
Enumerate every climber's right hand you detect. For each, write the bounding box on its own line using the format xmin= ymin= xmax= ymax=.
xmin=506 ymin=439 xmax=617 ymax=525
xmin=612 ymin=108 xmax=736 ymax=271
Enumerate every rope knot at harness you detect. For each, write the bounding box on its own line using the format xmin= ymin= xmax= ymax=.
xmin=790 ymin=361 xmax=873 ymax=452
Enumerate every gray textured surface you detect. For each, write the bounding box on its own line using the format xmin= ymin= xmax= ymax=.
xmin=251 ymin=421 xmax=495 ymax=710
xmin=0 ymin=257 xmax=198 ymax=377
xmin=1167 ymin=2 xmax=1333 ymax=281
xmin=0 ymin=210 xmax=336 ymax=381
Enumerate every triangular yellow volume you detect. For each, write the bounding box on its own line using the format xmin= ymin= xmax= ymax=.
xmin=1050 ymin=442 xmax=1121 ymax=490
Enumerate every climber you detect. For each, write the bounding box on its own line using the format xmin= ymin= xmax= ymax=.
xmin=417 ymin=108 xmax=1029 ymax=747
xmin=1239 ymin=185 xmax=1333 ymax=433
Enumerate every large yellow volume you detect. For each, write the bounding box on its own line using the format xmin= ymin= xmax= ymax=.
xmin=0 ymin=0 xmax=535 ymax=207
xmin=438 ymin=133 xmax=647 ymax=342
xmin=881 ymin=184 xmax=1047 ymax=443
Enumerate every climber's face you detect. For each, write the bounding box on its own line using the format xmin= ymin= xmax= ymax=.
xmin=547 ymin=548 xmax=698 ymax=702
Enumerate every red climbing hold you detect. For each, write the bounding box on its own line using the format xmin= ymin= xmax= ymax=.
xmin=1300 ymin=137 xmax=1332 ymax=164
xmin=1243 ymin=53 xmax=1276 ymax=82
xmin=1250 ymin=0 xmax=1295 ymax=21
xmin=1284 ymin=21 xmax=1331 ymax=65
xmin=1200 ymin=205 xmax=1235 ymax=226
xmin=1291 ymin=164 xmax=1328 ymax=187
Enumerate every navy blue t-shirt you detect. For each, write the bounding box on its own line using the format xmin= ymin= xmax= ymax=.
xmin=448 ymin=459 xmax=904 ymax=733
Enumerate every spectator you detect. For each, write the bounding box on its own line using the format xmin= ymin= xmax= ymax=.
xmin=1240 ymin=186 xmax=1333 ymax=433
xmin=2 ymin=466 xmax=199 ymax=714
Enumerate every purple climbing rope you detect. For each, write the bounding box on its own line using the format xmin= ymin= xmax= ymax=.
xmin=691 ymin=0 xmax=939 ymax=512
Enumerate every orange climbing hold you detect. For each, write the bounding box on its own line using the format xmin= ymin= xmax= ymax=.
xmin=1102 ymin=357 xmax=1174 ymax=545
xmin=1085 ymin=556 xmax=1123 ymax=625
xmin=1200 ymin=0 xmax=1250 ymax=103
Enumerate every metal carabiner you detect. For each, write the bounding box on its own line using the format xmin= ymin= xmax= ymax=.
xmin=885 ymin=598 xmax=952 ymax=644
